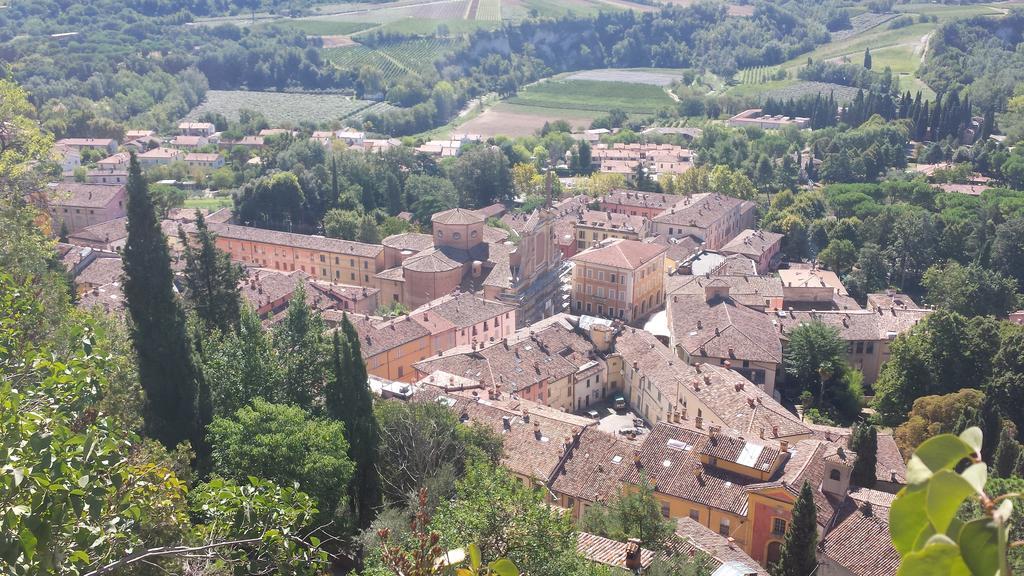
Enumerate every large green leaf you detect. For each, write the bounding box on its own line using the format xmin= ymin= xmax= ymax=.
xmin=891 ymin=486 xmax=929 ymax=554
xmin=906 ymin=434 xmax=974 ymax=484
xmin=927 ymin=470 xmax=976 ymax=533
xmin=896 ymin=539 xmax=970 ymax=576
xmin=960 ymin=463 xmax=988 ymax=495
xmin=958 ymin=518 xmax=1000 ymax=576
xmin=488 ymin=558 xmax=519 ymax=576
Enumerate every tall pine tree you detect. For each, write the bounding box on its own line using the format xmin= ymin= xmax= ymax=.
xmin=772 ymin=482 xmax=818 ymax=576
xmin=326 ymin=314 xmax=381 ymax=528
xmin=849 ymin=424 xmax=877 ymax=488
xmin=179 ymin=211 xmax=244 ymax=332
xmin=122 ymin=154 xmax=206 ymax=454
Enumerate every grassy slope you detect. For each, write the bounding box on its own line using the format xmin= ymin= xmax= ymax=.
xmin=506 ymin=79 xmax=676 ymax=114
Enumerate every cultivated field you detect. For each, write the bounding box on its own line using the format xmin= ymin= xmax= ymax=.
xmin=760 ymin=81 xmax=863 ymax=103
xmin=185 ymin=90 xmax=379 ymax=125
xmin=506 ymin=79 xmax=676 ymax=114
xmin=564 ymin=68 xmax=685 ymax=86
xmin=453 ymin=102 xmax=600 ymax=137
xmin=326 ymin=37 xmax=464 ymax=79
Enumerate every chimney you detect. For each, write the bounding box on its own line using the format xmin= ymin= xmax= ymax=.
xmin=502 ymin=416 xmax=511 ymax=431
xmin=780 ymin=439 xmax=790 ymax=452
xmin=772 ymin=425 xmax=779 ymax=437
xmin=523 ymin=409 xmax=530 ymax=423
xmin=727 ymin=346 xmax=734 ymax=358
xmin=696 ymin=320 xmax=703 ymax=330
xmin=747 ymin=397 xmax=755 ymax=408
xmin=694 ymin=467 xmax=703 ymax=481
xmin=759 ymin=427 xmax=765 ymax=439
xmin=633 ymin=449 xmax=642 ymax=468
xmin=890 ymin=469 xmax=898 ymax=482
xmin=695 ymin=415 xmax=703 ymax=429
xmin=533 ymin=421 xmax=541 ymax=440
xmin=625 ymin=539 xmax=643 ymax=571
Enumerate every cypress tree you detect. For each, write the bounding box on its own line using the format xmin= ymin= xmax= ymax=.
xmin=849 ymin=424 xmax=877 ymax=488
xmin=179 ymin=211 xmax=244 ymax=333
xmin=122 ymin=154 xmax=205 ymax=454
xmin=772 ymin=482 xmax=819 ymax=576
xmin=993 ymin=427 xmax=1021 ymax=478
xmin=327 ymin=313 xmax=381 ymax=528
xmin=863 ymin=47 xmax=872 ymax=70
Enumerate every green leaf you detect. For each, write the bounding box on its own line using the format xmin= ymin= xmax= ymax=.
xmin=468 ymin=543 xmax=481 ymax=571
xmin=927 ymin=470 xmax=976 ymax=533
xmin=958 ymin=518 xmax=1000 ymax=576
xmin=19 ymin=527 xmax=37 ymax=562
xmin=994 ymin=499 xmax=1014 ymax=524
xmin=488 ymin=558 xmax=519 ymax=576
xmin=69 ymin=550 xmax=90 ymax=564
xmin=959 ymin=427 xmax=983 ymax=455
xmin=896 ymin=540 xmax=970 ymax=576
xmin=12 ymin=468 xmax=23 ymax=487
xmin=906 ymin=434 xmax=974 ymax=484
xmin=77 ymin=474 xmax=89 ymax=488
xmin=891 ymin=486 xmax=929 ymax=554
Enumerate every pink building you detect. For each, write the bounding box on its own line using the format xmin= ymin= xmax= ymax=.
xmin=719 ymin=229 xmax=784 ymax=273
xmin=410 ymin=292 xmax=516 ymax=351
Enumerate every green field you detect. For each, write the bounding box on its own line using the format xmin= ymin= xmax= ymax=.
xmin=325 ymin=37 xmax=464 ymax=79
xmin=185 ymin=197 xmax=233 ymax=210
xmin=325 ymin=45 xmax=410 ymax=80
xmin=185 ymin=90 xmax=379 ymax=125
xmin=506 ymin=79 xmax=675 ymax=114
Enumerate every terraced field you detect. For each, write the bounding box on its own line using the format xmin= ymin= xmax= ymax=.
xmin=506 ymin=79 xmax=675 ymax=114
xmin=325 ymin=45 xmax=409 ymax=80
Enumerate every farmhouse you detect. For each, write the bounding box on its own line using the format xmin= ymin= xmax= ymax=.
xmin=46 ymin=182 xmax=127 ymax=234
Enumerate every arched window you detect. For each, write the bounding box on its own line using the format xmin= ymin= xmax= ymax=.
xmin=471 ymin=230 xmax=478 ymax=238
xmin=829 ymin=468 xmax=841 ymax=481
xmin=767 ymin=541 xmax=783 ymax=566
xmin=453 ymin=232 xmax=462 ymax=240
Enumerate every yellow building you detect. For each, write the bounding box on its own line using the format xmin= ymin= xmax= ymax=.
xmin=571 ymin=239 xmax=666 ymax=324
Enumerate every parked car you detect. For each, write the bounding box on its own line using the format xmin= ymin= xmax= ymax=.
xmin=613 ymin=395 xmax=626 ymax=411
xmin=587 ymin=409 xmax=600 ymax=419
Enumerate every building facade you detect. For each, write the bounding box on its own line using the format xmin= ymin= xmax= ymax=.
xmin=570 ymin=239 xmax=666 ymax=324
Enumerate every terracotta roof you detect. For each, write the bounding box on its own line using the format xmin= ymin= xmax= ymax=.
xmin=139 ymin=147 xmax=183 ymax=159
xmin=709 ymin=254 xmax=759 ymax=276
xmin=667 ymin=294 xmax=783 ymax=363
xmin=666 ymin=274 xmax=783 ymax=309
xmin=382 ymin=233 xmax=434 ymax=252
xmin=473 ymin=203 xmax=507 ymax=219
xmin=67 ymin=217 xmax=128 ymax=245
xmin=411 ymin=292 xmax=514 ymax=330
xmin=419 ymin=387 xmax=593 ymax=481
xmin=571 ymin=239 xmax=666 ymax=269
xmin=614 ymin=329 xmax=808 ymax=439
xmin=75 ymin=256 xmax=123 ymax=287
xmin=482 ymin=226 xmax=510 ymax=244
xmin=866 ymin=292 xmax=919 ymax=310
xmin=414 ymin=317 xmax=601 ymax=394
xmin=620 ymin=424 xmax=755 ymax=515
xmin=576 ymin=533 xmax=654 ymax=570
xmin=56 ymin=138 xmax=116 ymax=147
xmin=48 ymin=182 xmax=124 ymax=208
xmin=808 ymin=424 xmax=907 ymax=486
xmin=820 ymin=496 xmax=899 ymax=576
xmin=601 ymin=189 xmax=685 ymax=211
xmin=185 ymin=153 xmax=222 ymax=162
xmin=720 ymin=229 xmax=783 ymax=258
xmin=97 ymin=152 xmax=130 ymax=166
xmin=772 ymin=439 xmax=847 ymax=526
xmin=171 ymin=135 xmax=205 ymax=147
xmin=432 ymin=208 xmax=484 ymax=225
xmin=652 ymin=194 xmax=755 ymax=229
xmin=375 ymin=267 xmax=406 ymax=282
xmin=778 ymin=267 xmax=848 ymax=296
xmin=77 ymin=281 xmax=124 ymax=313
xmin=777 ymin=308 xmax=931 ymax=343
xmin=209 ymin=223 xmax=383 ymax=258
xmin=550 ymin=427 xmax=632 ymax=503
xmin=700 ymin=431 xmax=784 ymax=473
xmin=668 ymin=517 xmax=768 ymax=575
xmin=576 ymin=210 xmax=647 ymax=233
xmin=644 ymin=234 xmax=703 ymax=263
xmin=401 ymin=248 xmax=463 ymax=273
xmin=347 ymin=314 xmax=431 ymax=358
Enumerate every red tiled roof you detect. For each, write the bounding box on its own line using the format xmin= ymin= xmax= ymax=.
xmin=571 ymin=239 xmax=666 ymax=269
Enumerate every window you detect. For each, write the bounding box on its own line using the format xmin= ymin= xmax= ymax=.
xmin=576 ymin=301 xmax=582 ymax=311
xmin=437 ymin=230 xmax=444 ymax=238
xmin=397 ymin=366 xmax=404 ymax=377
xmin=610 ymin=273 xmax=616 ymax=283
xmin=661 ymin=502 xmax=670 ymax=518
xmin=363 ymin=261 xmax=368 ymax=268
xmin=452 ymin=232 xmax=461 ymax=240
xmin=320 ymin=255 xmax=326 ymax=263
xmin=856 ymin=342 xmax=864 ymax=354
xmin=471 ymin=230 xmax=478 ymax=238
xmin=829 ymin=469 xmax=841 ymax=481
xmin=866 ymin=342 xmax=875 ymax=354
xmin=579 ymin=231 xmax=585 ymax=239
xmin=772 ymin=518 xmax=787 ymax=536
xmin=689 ymin=509 xmax=700 ymax=521
xmin=335 ymin=271 xmax=340 ymax=278
xmin=335 ymin=257 xmax=340 ymax=265
xmin=719 ymin=518 xmax=731 ymax=537
xmin=351 ymin=273 xmax=356 ymax=280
